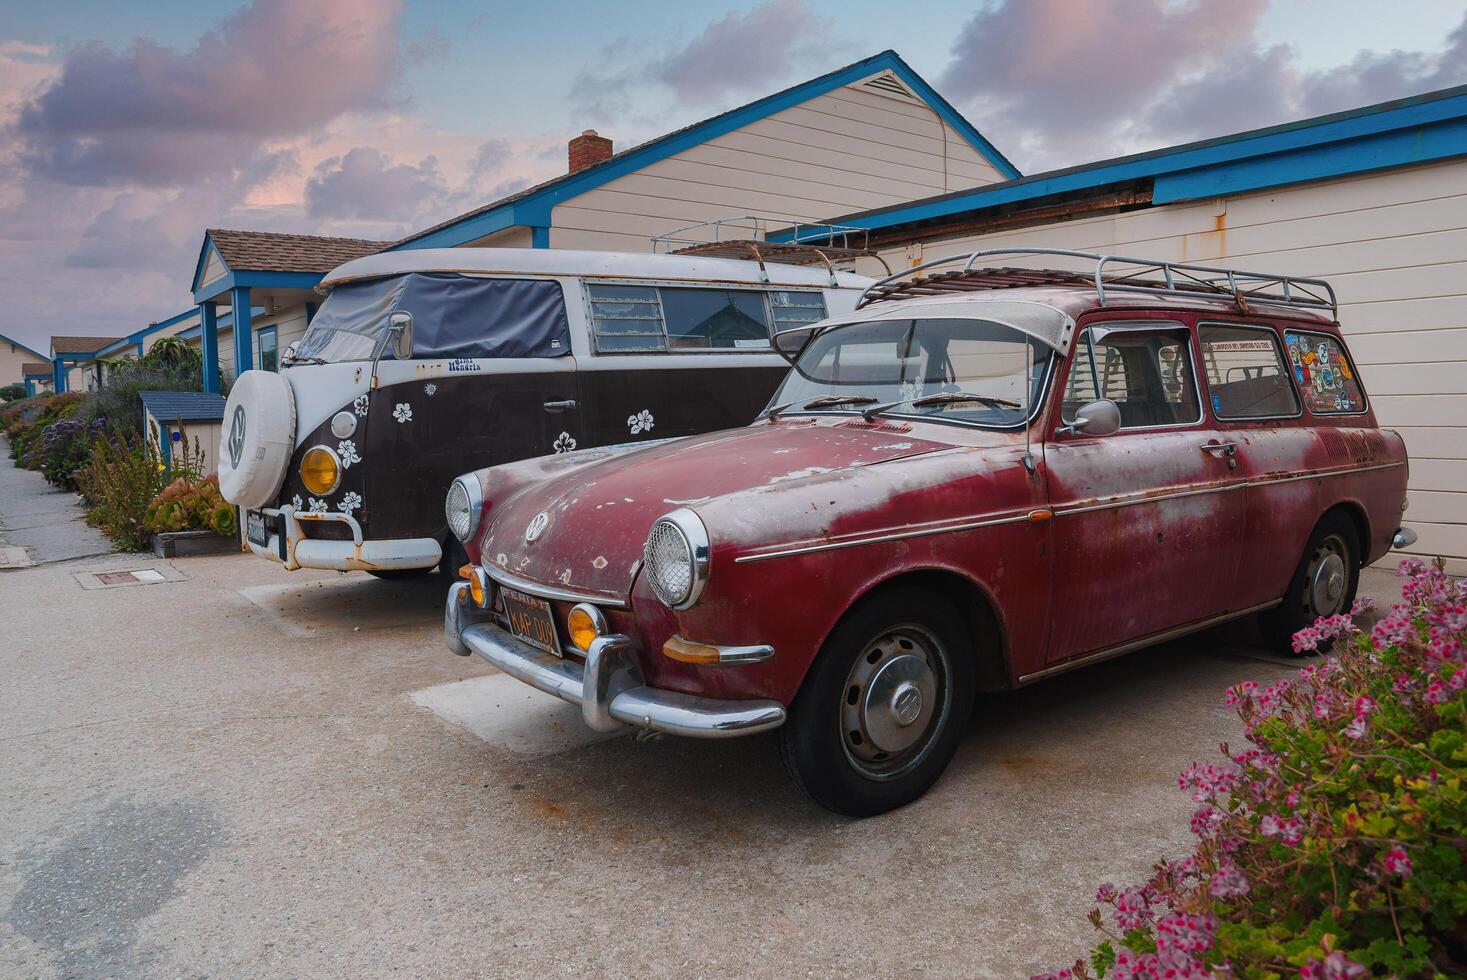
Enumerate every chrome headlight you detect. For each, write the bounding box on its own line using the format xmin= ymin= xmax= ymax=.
xmin=445 ymin=476 xmax=483 ymax=542
xmin=642 ymin=509 xmax=710 ymax=610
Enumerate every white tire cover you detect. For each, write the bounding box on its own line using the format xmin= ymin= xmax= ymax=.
xmin=218 ymin=370 xmax=297 ymax=508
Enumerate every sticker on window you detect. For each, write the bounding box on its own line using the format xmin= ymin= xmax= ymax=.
xmin=1283 ymin=331 xmax=1365 ymax=414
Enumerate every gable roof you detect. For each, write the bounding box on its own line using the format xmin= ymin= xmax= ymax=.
xmin=139 ymin=390 xmax=226 ymax=423
xmin=1 ymin=333 xmax=50 ymax=362
xmin=392 ymin=49 xmax=1019 ymax=251
xmin=51 ymin=335 xmax=123 ymax=356
xmin=192 ymin=229 xmax=392 ymax=302
xmin=781 ymin=82 xmax=1467 ymax=240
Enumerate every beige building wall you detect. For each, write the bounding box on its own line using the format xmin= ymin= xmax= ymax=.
xmin=871 ymin=157 xmax=1467 ymax=570
xmin=549 ymin=72 xmax=1008 ymax=252
xmin=0 ymin=338 xmax=44 ymax=387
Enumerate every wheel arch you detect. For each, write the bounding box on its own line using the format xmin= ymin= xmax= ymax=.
xmin=841 ymin=566 xmax=1011 ymax=693
xmin=1319 ymin=499 xmax=1370 ymax=566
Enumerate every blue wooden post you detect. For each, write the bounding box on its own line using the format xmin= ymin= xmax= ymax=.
xmin=531 ymin=225 xmax=550 ymax=248
xmin=53 ymin=358 xmax=67 ymax=393
xmin=200 ymin=302 xmax=221 ymax=393
xmin=231 ymin=286 xmax=253 ymax=378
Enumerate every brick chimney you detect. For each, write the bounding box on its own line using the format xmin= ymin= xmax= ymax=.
xmin=568 ymin=130 xmax=613 ymax=174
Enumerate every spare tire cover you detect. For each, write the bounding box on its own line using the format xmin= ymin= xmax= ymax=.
xmin=218 ymin=369 xmax=297 ymax=508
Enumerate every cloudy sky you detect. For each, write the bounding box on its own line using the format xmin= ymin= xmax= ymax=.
xmin=2 ymin=0 xmax=1465 ymax=350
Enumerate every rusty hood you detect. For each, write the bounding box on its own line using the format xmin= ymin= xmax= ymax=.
xmin=477 ymin=422 xmax=949 ymax=599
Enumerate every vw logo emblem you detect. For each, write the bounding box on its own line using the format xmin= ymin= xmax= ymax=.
xmin=227 ymin=404 xmax=247 ymax=469
xmin=525 ymin=512 xmax=550 ymax=543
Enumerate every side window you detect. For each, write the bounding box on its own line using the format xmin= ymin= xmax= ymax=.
xmin=1198 ymin=324 xmax=1300 ymax=419
xmin=770 ymin=291 xmax=828 ymax=332
xmin=1283 ymin=330 xmax=1366 ymax=414
xmin=661 ymin=288 xmax=772 ymax=350
xmin=1062 ymin=326 xmax=1201 ymax=428
xmin=257 ymin=326 xmax=278 ymax=372
xmin=587 ymin=284 xmax=665 ymax=352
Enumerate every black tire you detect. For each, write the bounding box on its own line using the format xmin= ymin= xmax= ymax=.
xmin=368 ymin=567 xmax=432 ymax=580
xmin=778 ymin=588 xmax=976 ymax=817
xmin=438 ymin=535 xmax=468 ymax=580
xmin=1259 ymin=511 xmax=1360 ymax=656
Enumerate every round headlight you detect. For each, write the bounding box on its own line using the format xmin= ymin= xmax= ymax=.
xmin=445 ymin=476 xmax=483 ymax=542
xmin=299 ymin=446 xmax=341 ymax=495
xmin=567 ymin=603 xmax=607 ymax=652
xmin=642 ymin=509 xmax=710 ymax=610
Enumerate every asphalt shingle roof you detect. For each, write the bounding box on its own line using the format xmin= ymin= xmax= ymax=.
xmin=138 ymin=391 xmax=227 ymax=423
xmin=21 ymin=362 xmax=51 ymax=375
xmin=207 ymin=229 xmax=392 ymax=273
xmin=51 ymin=335 xmax=124 ymax=355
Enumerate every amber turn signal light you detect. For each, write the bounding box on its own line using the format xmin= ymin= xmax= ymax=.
xmin=299 ymin=446 xmax=341 ymax=496
xmin=468 ymin=567 xmax=491 ymax=609
xmin=567 ymin=603 xmax=607 ymax=652
xmin=662 ymin=635 xmax=722 ymax=665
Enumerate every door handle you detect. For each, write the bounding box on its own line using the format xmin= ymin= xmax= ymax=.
xmin=1200 ymin=441 xmax=1236 ymax=458
xmin=542 ymin=399 xmax=578 ymax=413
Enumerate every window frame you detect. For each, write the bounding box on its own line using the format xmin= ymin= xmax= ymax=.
xmin=1060 ymin=320 xmax=1206 ymax=433
xmin=1282 ymin=327 xmax=1370 ymax=417
xmin=256 ymin=325 xmax=279 ymax=372
xmin=1196 ymin=320 xmax=1303 ymax=422
xmin=583 ymin=279 xmax=826 ymax=356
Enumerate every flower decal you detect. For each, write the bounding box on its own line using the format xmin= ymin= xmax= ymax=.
xmin=308 ymin=497 xmax=329 ymax=513
xmin=393 ymin=402 xmax=413 ymax=423
xmin=339 ymin=491 xmax=362 ymax=516
xmin=552 ymin=432 xmax=577 ymax=453
xmin=628 ymin=409 xmax=654 ymax=435
xmin=424 ymin=382 xmax=438 ymax=396
xmin=353 ymin=395 xmax=369 ymax=417
xmin=337 ymin=439 xmax=361 ymax=468
xmin=291 ymin=494 xmax=303 ymax=511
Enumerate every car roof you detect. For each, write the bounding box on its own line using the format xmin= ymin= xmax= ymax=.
xmin=319 ymin=247 xmax=874 ymax=291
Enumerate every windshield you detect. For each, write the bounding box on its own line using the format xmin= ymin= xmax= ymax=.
xmin=770 ymin=317 xmax=1053 ymax=428
xmin=293 ymin=273 xmax=571 ymax=363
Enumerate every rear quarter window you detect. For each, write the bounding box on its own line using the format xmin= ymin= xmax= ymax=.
xmin=1283 ymin=330 xmax=1367 ymax=414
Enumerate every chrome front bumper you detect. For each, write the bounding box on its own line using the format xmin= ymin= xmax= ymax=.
xmin=247 ymin=504 xmax=441 ymax=572
xmin=444 ymin=582 xmax=786 ymax=739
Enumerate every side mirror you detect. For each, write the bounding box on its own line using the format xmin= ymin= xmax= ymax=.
xmin=1058 ymin=398 xmax=1121 ymax=437
xmin=388 ymin=311 xmax=414 ymax=359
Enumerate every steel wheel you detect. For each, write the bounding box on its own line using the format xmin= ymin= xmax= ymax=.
xmin=838 ymin=624 xmax=952 ymax=781
xmin=1302 ymin=532 xmax=1350 ymax=619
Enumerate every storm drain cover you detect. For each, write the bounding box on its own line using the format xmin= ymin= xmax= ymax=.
xmin=74 ymin=565 xmax=188 ymax=590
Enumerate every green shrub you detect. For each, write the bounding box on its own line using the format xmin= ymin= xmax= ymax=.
xmin=1037 ymin=558 xmax=1466 ymax=979
xmin=37 ymin=416 xmax=107 ymax=490
xmin=0 ymin=383 xmax=25 ymax=403
xmin=73 ymin=426 xmax=168 ymax=552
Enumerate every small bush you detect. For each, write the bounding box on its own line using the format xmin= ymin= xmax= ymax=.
xmin=37 ymin=416 xmax=107 ymax=490
xmin=1037 ymin=559 xmax=1466 ymax=979
xmin=74 ymin=426 xmax=168 ymax=552
xmin=0 ymin=383 xmax=25 ymax=403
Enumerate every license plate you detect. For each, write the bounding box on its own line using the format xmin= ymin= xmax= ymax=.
xmin=501 ymin=587 xmax=561 ymax=657
xmin=246 ymin=510 xmax=269 ymax=547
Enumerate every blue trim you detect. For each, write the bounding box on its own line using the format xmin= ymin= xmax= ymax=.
xmin=392 ymin=50 xmax=1016 ymax=250
xmin=530 ymin=225 xmax=550 ymax=249
xmin=231 ymin=287 xmax=253 ymax=379
xmin=200 ymin=302 xmax=220 ymax=394
xmin=191 ymin=238 xmax=222 ymax=295
xmin=769 ymin=85 xmax=1467 ymax=238
xmin=194 ymin=268 xmax=323 ymax=303
xmin=0 ymin=333 xmax=51 ymax=362
xmin=52 ymin=359 xmax=66 ymax=393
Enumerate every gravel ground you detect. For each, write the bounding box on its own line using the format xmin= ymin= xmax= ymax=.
xmin=0 ymin=548 xmax=1405 ymax=979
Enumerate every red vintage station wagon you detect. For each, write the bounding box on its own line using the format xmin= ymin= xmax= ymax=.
xmin=443 ymin=249 xmax=1414 ymax=816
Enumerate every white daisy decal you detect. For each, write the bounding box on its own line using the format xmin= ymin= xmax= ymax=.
xmin=308 ymin=497 xmax=329 ymax=513
xmin=628 ymin=409 xmax=655 ymax=435
xmin=393 ymin=402 xmax=413 ymax=423
xmin=424 ymin=382 xmax=438 ymax=396
xmin=291 ymin=494 xmax=303 ymax=511
xmin=552 ymin=432 xmax=577 ymax=453
xmin=353 ymin=395 xmax=369 ymax=417
xmin=337 ymin=439 xmax=361 ymax=468
xmin=339 ymin=491 xmax=362 ymax=516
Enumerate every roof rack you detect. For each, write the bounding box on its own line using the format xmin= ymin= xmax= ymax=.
xmin=857 ymin=247 xmax=1338 ymax=319
xmin=651 ymin=216 xmax=891 ymax=284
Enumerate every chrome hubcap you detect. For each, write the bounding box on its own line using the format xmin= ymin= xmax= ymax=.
xmin=1306 ymin=534 xmax=1350 ymax=617
xmin=840 ymin=625 xmax=950 ymax=781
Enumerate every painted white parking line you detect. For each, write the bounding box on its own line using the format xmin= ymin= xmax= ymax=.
xmin=408 ymin=673 xmax=626 ymax=757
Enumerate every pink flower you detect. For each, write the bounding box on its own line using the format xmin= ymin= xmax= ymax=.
xmin=1350 ymin=595 xmax=1376 ymax=616
xmin=1353 ymin=695 xmax=1377 ymax=716
xmin=1396 ymin=557 xmax=1426 ymax=578
xmin=1424 ymin=681 xmax=1447 ymax=705
xmin=1293 ymin=626 xmax=1321 ymax=653
xmin=1382 ymin=845 xmax=1412 ymax=876
xmin=1112 ymin=886 xmax=1155 ymax=931
xmin=1300 ymin=951 xmax=1367 ymax=978
xmin=1343 ymin=715 xmax=1368 ymax=739
xmin=1209 ymin=865 xmax=1249 ymax=897
xmin=1095 ymin=882 xmax=1117 ymax=903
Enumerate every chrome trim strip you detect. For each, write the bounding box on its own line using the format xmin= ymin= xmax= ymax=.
xmin=481 ymin=563 xmax=629 ymax=609
xmin=733 ymin=509 xmax=1034 ymax=563
xmin=1017 ymin=599 xmax=1282 ymax=685
xmin=1243 ymin=459 xmax=1403 ymax=487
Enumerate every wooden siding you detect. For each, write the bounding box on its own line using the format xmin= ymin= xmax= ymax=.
xmin=871 ymin=156 xmax=1467 ymax=570
xmin=550 ymin=75 xmax=1007 ymax=252
xmin=0 ymin=339 xmax=43 ymax=387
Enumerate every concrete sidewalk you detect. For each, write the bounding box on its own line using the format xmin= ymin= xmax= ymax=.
xmin=0 ymin=437 xmax=114 ymax=569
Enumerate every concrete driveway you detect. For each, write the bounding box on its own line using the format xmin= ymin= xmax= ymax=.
xmin=0 ymin=550 xmax=1404 ymax=978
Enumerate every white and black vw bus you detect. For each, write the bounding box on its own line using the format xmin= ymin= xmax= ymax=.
xmin=218 ymin=247 xmax=870 ymax=577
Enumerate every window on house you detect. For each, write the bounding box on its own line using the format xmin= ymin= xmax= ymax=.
xmin=1283 ymin=330 xmax=1366 ymax=414
xmin=1198 ymin=324 xmax=1300 ymax=419
xmin=588 ymin=283 xmax=822 ymax=353
xmin=257 ymin=326 xmax=279 ymax=372
xmin=1062 ymin=325 xmax=1201 ymax=428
